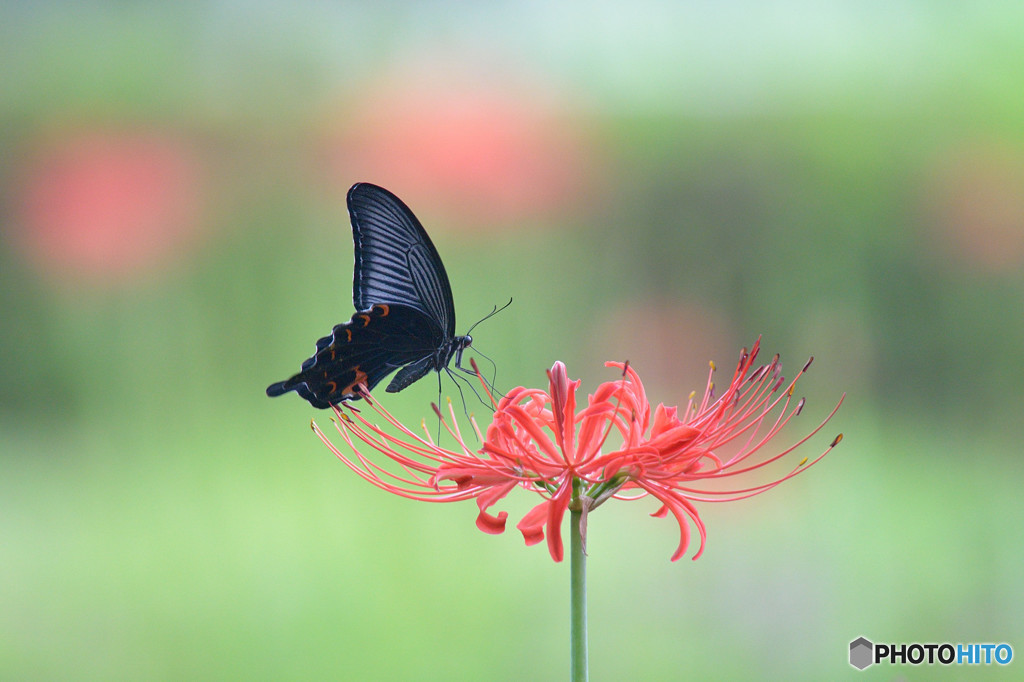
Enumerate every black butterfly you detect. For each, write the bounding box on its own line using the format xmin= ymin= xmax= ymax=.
xmin=266 ymin=183 xmax=473 ymax=408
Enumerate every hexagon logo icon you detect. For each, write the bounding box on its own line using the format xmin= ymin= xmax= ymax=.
xmin=849 ymin=637 xmax=874 ymax=670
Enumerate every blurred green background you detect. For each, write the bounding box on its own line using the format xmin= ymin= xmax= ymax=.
xmin=2 ymin=2 xmax=1022 ymax=680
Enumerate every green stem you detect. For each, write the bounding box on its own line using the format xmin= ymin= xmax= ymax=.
xmin=570 ymin=508 xmax=588 ymax=682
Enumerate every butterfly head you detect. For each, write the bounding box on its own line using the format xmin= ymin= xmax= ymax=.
xmin=453 ymin=334 xmax=472 ymax=367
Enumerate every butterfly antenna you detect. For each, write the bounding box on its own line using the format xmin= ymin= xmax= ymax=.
xmin=464 ymin=297 xmax=513 ymax=337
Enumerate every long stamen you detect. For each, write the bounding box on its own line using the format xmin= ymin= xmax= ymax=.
xmin=470 ymin=357 xmax=500 ymax=410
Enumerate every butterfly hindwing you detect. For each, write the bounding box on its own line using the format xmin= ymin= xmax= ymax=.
xmin=266 ymin=304 xmax=445 ymax=407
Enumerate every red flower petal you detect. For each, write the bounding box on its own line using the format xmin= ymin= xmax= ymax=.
xmin=476 ymin=510 xmax=508 ymax=535
xmin=517 ymin=502 xmax=550 ymax=547
xmin=545 ymin=478 xmax=574 ymax=563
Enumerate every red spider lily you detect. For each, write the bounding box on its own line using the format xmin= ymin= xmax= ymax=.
xmin=312 ymin=338 xmax=843 ymax=562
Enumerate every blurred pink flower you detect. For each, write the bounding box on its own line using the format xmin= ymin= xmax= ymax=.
xmin=320 ymin=66 xmax=593 ymax=228
xmin=921 ymin=139 xmax=1024 ymax=273
xmin=591 ymin=299 xmax=734 ymax=401
xmin=313 ymin=341 xmax=843 ymax=562
xmin=14 ymin=127 xmax=206 ymax=284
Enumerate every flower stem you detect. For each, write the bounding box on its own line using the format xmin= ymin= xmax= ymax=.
xmin=570 ymin=508 xmax=588 ymax=682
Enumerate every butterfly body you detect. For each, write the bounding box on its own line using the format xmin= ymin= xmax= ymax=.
xmin=267 ymin=183 xmax=472 ymax=408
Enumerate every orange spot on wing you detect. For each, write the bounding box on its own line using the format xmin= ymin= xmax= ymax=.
xmin=375 ymin=304 xmax=390 ymax=316
xmin=340 ymin=368 xmax=370 ymax=396
xmin=345 ymin=329 xmax=353 ymax=342
xmin=357 ymin=314 xmax=370 ymax=327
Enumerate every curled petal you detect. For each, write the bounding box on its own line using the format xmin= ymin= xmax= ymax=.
xmin=640 ymin=482 xmax=707 ymax=561
xmin=477 ymin=509 xmax=508 ymax=535
xmin=517 ymin=501 xmax=550 ymax=547
xmin=472 ymin=480 xmax=517 ymax=534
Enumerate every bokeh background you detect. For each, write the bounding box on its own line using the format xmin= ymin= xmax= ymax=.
xmin=2 ymin=2 xmax=1022 ymax=680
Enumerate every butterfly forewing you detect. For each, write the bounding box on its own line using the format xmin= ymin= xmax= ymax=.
xmin=348 ymin=183 xmax=456 ymax=336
